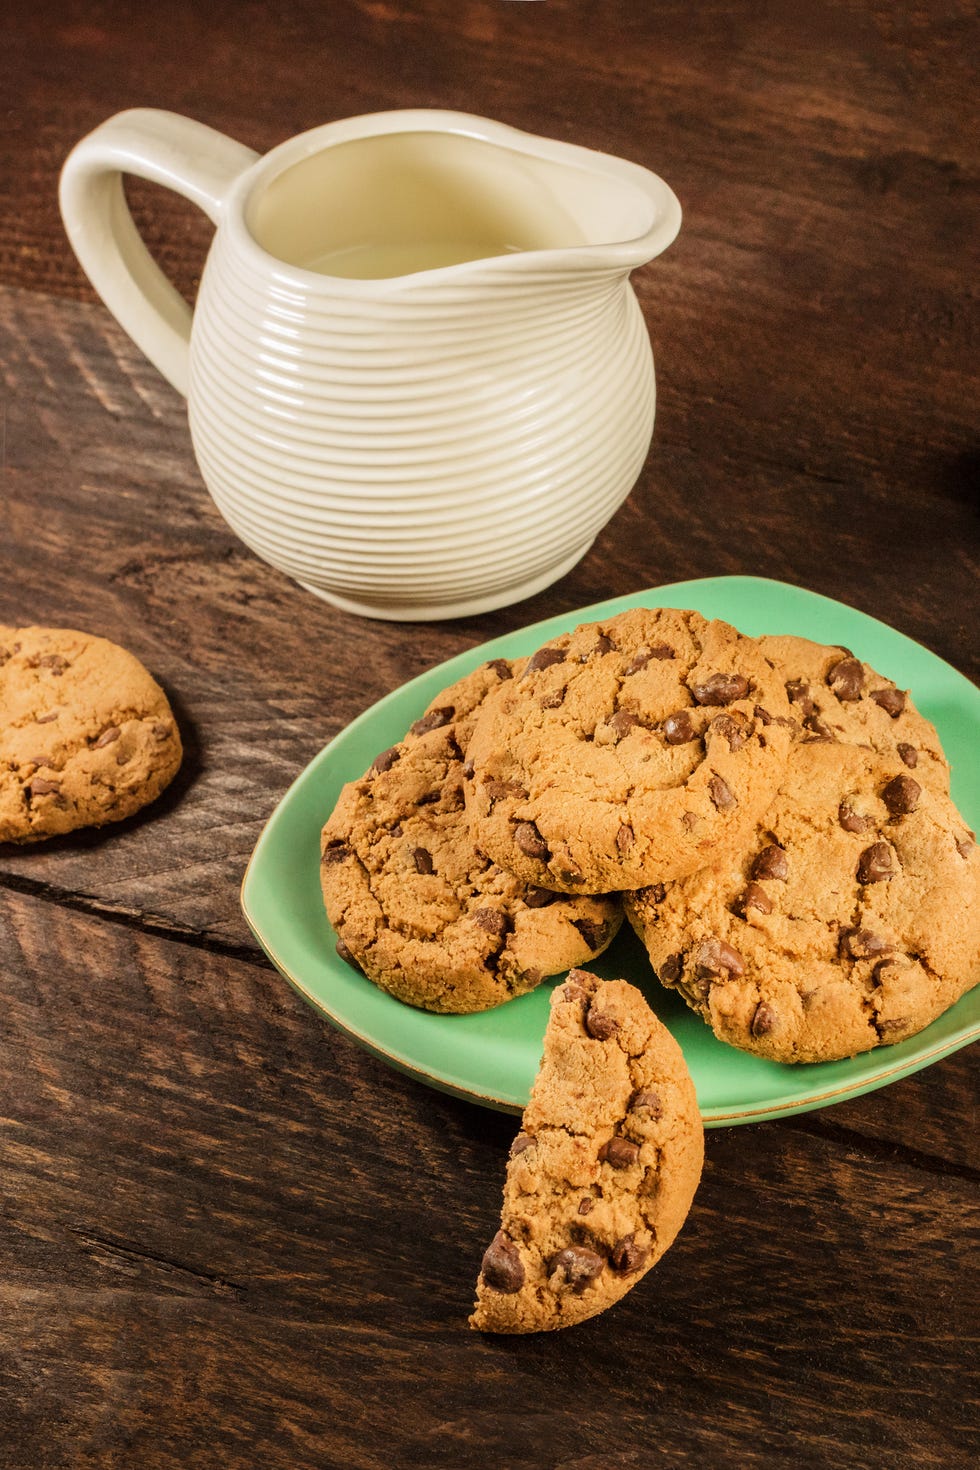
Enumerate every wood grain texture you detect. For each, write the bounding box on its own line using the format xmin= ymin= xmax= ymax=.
xmin=1 ymin=1 xmax=978 ymax=1464
xmin=1 ymin=889 xmax=977 ymax=1470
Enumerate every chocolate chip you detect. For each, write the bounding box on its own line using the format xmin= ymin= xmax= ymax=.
xmin=335 ymin=938 xmax=361 ymax=970
xmin=509 ymin=1132 xmax=533 ymax=1157
xmin=610 ymin=1233 xmax=650 ymax=1275
xmin=416 ymin=790 xmax=441 ymax=806
xmin=152 ymin=723 xmax=171 ymax=740
xmin=785 ymin=679 xmax=813 ymax=712
xmin=599 ymin=1136 xmax=640 ymax=1169
xmin=409 ymin=706 xmax=454 ymax=736
xmin=615 ymin=823 xmax=635 ymax=854
xmin=751 ymin=1002 xmax=776 ymax=1037
xmin=803 ymin=714 xmax=836 ymax=742
xmin=754 ymin=704 xmax=773 ymax=725
xmin=623 ymin=647 xmax=652 ymax=675
xmin=709 ymin=714 xmax=748 ymax=751
xmin=694 ymin=936 xmax=745 ymax=977
xmin=839 ymin=928 xmax=893 ymax=960
xmin=637 ymin=882 xmax=666 ymax=906
xmin=857 ymin=842 xmax=895 ymax=883
xmin=27 ymin=776 xmax=61 ymax=796
xmin=35 ymin=710 xmax=59 ymax=724
xmin=462 ymin=759 xmax=475 ymax=779
xmin=514 ymin=821 xmax=550 ymax=860
xmin=659 ymin=953 xmax=683 ymax=984
xmin=552 ymin=1247 xmax=604 ymax=1293
xmin=38 ymin=654 xmax=68 ymax=675
xmin=412 ymin=847 xmax=434 ymax=875
xmin=608 ymin=709 xmax=640 ymax=740
xmin=663 ymin=710 xmax=696 ymax=744
xmin=871 ymin=687 xmax=906 ymax=717
xmin=593 ymin=632 xmax=617 ymax=656
xmin=882 ymin=774 xmax=921 ymax=816
xmin=539 ymin=689 xmax=565 ymax=709
xmin=554 ymin=846 xmax=585 ymax=885
xmin=370 ymin=746 xmax=400 ymax=774
xmin=838 ymin=801 xmax=875 ymax=834
xmin=623 ymin=643 xmax=672 ymax=674
xmin=481 ymin=1232 xmax=525 ymax=1293
xmin=571 ymin=917 xmax=607 ymax=952
xmin=561 ymin=980 xmax=589 ymax=1002
xmin=485 ymin=658 xmax=513 ymax=681
xmin=321 ymin=841 xmax=352 ymax=866
xmin=94 ymin=725 xmax=121 ymax=748
xmin=585 ymin=1006 xmax=619 ymax=1040
xmin=523 ymin=886 xmax=557 ymax=909
xmin=577 ymin=1197 xmax=595 ymax=1216
xmin=956 ymin=832 xmax=976 ymax=858
xmin=827 ymin=657 xmax=865 ymax=701
xmin=474 ymin=907 xmax=508 ymax=937
xmin=629 ymin=1089 xmax=663 ymax=1118
xmin=740 ymin=882 xmax=773 ymax=916
xmin=752 ymin=844 xmax=788 ymax=881
xmin=877 ymin=1016 xmax=909 ymax=1036
xmin=709 ymin=775 xmax=736 ymax=811
xmin=523 ymin=645 xmax=566 ymax=676
xmin=115 ymin=751 xmax=129 ymax=766
xmin=484 ymin=778 xmax=528 ymax=807
xmin=690 ymin=672 xmax=750 ymax=706
xmin=681 ymin=812 xmax=699 ymax=832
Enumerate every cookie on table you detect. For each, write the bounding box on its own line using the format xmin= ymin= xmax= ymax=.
xmin=463 ymin=607 xmax=795 ymax=892
xmin=625 ymin=740 xmax=979 ymax=1063
xmin=0 ymin=625 xmax=182 ymax=843
xmin=320 ymin=723 xmax=622 ymax=1013
xmin=757 ymin=634 xmax=949 ymax=792
xmin=471 ymin=969 xmax=703 ymax=1333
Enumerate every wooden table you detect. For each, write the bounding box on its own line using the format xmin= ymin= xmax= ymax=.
xmin=2 ymin=3 xmax=977 ymax=1466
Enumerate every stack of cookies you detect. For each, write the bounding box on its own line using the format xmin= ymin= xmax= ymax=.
xmin=320 ymin=605 xmax=979 ymax=1066
xmin=320 ymin=605 xmax=978 ymax=1333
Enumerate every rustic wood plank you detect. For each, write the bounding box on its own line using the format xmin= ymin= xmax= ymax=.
xmin=1 ymin=3 xmax=978 ymax=1464
xmin=0 ymin=889 xmax=977 ymax=1469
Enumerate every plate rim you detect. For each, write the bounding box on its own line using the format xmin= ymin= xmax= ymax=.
xmin=241 ymin=574 xmax=980 ymax=1125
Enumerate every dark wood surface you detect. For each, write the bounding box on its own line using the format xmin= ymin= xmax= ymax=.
xmin=2 ymin=3 xmax=978 ymax=1466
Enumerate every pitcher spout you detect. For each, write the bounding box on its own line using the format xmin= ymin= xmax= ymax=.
xmin=242 ymin=109 xmax=680 ymax=284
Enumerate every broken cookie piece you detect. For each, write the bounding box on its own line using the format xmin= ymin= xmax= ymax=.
xmin=470 ymin=969 xmax=703 ymax=1332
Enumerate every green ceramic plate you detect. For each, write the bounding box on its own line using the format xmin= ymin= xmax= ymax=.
xmin=241 ymin=576 xmax=979 ymax=1125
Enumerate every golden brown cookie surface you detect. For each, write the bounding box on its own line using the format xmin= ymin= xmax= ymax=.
xmin=471 ymin=969 xmax=703 ymax=1333
xmin=757 ymin=634 xmax=949 ymax=791
xmin=463 ymin=608 xmax=794 ymax=892
xmin=0 ymin=625 xmax=182 ymax=842
xmin=626 ymin=740 xmax=979 ymax=1062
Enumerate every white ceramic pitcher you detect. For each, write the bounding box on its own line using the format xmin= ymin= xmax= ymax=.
xmin=60 ymin=108 xmax=681 ymax=620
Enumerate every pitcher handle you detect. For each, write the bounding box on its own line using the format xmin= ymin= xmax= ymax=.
xmin=59 ymin=109 xmax=259 ymax=397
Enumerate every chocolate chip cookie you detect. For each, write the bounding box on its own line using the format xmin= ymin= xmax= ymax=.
xmin=463 ymin=608 xmax=794 ymax=892
xmin=321 ymin=724 xmax=622 ymax=1013
xmin=757 ymin=634 xmax=949 ymax=792
xmin=0 ymin=625 xmax=182 ymax=842
xmin=625 ymin=739 xmax=979 ymax=1062
xmin=471 ymin=969 xmax=703 ymax=1333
